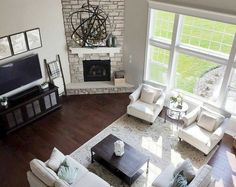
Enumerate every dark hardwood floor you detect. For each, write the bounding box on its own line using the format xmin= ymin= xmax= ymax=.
xmin=0 ymin=93 xmax=235 ymax=187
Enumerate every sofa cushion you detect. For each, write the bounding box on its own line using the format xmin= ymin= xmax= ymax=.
xmin=30 ymin=159 xmax=59 ymax=187
xmin=173 ymin=159 xmax=195 ymax=183
xmin=171 ymin=171 xmax=188 ymax=187
xmin=57 ymin=157 xmax=79 ymax=184
xmin=140 ymin=87 xmax=156 ymax=104
xmin=197 ymin=111 xmax=219 ymax=132
xmin=47 ymin=148 xmax=65 ymax=171
xmin=71 ymin=172 xmax=110 ymax=187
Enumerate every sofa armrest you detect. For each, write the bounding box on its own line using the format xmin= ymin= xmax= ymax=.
xmin=152 ymin=163 xmax=175 ymax=187
xmin=55 ymin=179 xmax=70 ymax=187
xmin=210 ymin=118 xmax=228 ymax=142
xmin=154 ymin=92 xmax=165 ymax=109
xmin=182 ymin=107 xmax=200 ymax=127
xmin=188 ymin=165 xmax=212 ymax=187
xmin=129 ymin=85 xmax=142 ymax=104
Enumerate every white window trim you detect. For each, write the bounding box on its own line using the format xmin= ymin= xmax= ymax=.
xmin=144 ymin=1 xmax=236 ymax=113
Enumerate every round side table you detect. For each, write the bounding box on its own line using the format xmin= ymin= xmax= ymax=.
xmin=165 ymin=102 xmax=189 ymax=124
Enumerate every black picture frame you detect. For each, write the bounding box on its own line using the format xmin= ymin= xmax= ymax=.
xmin=26 ymin=28 xmax=42 ymax=50
xmin=0 ymin=36 xmax=12 ymax=60
xmin=10 ymin=32 xmax=28 ymax=55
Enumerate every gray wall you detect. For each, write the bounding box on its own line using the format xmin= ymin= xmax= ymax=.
xmin=0 ymin=0 xmax=70 ymax=96
xmin=124 ymin=0 xmax=236 ymax=87
xmin=124 ymin=0 xmax=149 ymax=86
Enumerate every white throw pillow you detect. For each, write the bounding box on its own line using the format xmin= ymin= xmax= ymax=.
xmin=197 ymin=111 xmax=218 ymax=132
xmin=47 ymin=148 xmax=65 ymax=171
xmin=140 ymin=88 xmax=156 ymax=104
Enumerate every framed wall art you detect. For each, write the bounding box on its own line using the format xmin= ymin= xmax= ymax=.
xmin=0 ymin=37 xmax=12 ymax=60
xmin=10 ymin=32 xmax=28 ymax=55
xmin=26 ymin=28 xmax=42 ymax=50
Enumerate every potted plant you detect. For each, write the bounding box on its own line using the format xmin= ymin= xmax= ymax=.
xmin=0 ymin=97 xmax=8 ymax=108
xmin=170 ymin=93 xmax=183 ymax=109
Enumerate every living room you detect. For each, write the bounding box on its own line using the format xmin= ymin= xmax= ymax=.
xmin=0 ymin=0 xmax=235 ymax=187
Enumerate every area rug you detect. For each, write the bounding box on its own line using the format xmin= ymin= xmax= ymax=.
xmin=70 ymin=115 xmax=217 ymax=187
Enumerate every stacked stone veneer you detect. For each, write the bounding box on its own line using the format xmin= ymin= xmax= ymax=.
xmin=61 ymin=0 xmax=125 ymax=83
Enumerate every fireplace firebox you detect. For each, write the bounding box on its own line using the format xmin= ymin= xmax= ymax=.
xmin=83 ymin=60 xmax=111 ymax=82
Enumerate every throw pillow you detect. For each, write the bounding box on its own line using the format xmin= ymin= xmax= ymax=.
xmin=140 ymin=88 xmax=156 ymax=104
xmin=47 ymin=148 xmax=65 ymax=171
xmin=171 ymin=171 xmax=188 ymax=187
xmin=197 ymin=111 xmax=218 ymax=132
xmin=197 ymin=107 xmax=225 ymax=130
xmin=173 ymin=159 xmax=195 ymax=183
xmin=57 ymin=157 xmax=79 ymax=185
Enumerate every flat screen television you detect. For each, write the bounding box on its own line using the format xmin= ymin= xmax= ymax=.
xmin=0 ymin=54 xmax=42 ymax=95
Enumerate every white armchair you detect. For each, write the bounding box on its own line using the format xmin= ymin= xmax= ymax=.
xmin=178 ymin=105 xmax=231 ymax=155
xmin=127 ymin=84 xmax=165 ymax=124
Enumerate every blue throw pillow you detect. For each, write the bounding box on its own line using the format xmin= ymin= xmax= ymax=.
xmin=171 ymin=170 xmax=188 ymax=187
xmin=57 ymin=158 xmax=79 ymax=184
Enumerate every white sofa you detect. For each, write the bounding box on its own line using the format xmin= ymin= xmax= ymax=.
xmin=27 ymin=155 xmax=110 ymax=187
xmin=127 ymin=84 xmax=165 ymax=124
xmin=178 ymin=104 xmax=231 ymax=155
xmin=152 ymin=162 xmax=215 ymax=187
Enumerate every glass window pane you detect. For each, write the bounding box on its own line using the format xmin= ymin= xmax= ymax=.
xmin=225 ymin=90 xmax=236 ymax=113
xmin=151 ymin=9 xmax=175 ymax=41
xmin=176 ymin=53 xmax=225 ymax=100
xmin=149 ymin=46 xmax=170 ymax=84
xmin=181 ymin=16 xmax=236 ymax=54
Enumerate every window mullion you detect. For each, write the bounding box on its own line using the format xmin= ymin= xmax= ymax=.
xmin=219 ymin=34 xmax=236 ymax=107
xmin=167 ymin=14 xmax=183 ymax=91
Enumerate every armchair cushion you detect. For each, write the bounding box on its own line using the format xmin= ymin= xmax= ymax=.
xmin=197 ymin=111 xmax=219 ymax=132
xmin=143 ymin=84 xmax=163 ymax=103
xmin=140 ymin=87 xmax=156 ymax=104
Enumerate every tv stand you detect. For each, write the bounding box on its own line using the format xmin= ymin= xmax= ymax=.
xmin=0 ymin=83 xmax=61 ymax=134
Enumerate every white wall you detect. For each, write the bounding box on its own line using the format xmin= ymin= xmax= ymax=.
xmin=0 ymin=0 xmax=70 ymax=96
xmin=124 ymin=0 xmax=149 ymax=87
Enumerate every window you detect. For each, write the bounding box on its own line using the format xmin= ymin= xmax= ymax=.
xmin=176 ymin=54 xmax=225 ymax=100
xmin=145 ymin=6 xmax=236 ymax=112
xmin=150 ymin=9 xmax=175 ymax=41
xmin=225 ymin=69 xmax=236 ymax=113
xmin=181 ymin=16 xmax=236 ymax=55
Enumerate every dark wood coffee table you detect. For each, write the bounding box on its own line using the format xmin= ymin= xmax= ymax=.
xmin=91 ymin=134 xmax=149 ymax=186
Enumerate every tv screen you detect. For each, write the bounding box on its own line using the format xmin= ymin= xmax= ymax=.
xmin=0 ymin=54 xmax=42 ymax=95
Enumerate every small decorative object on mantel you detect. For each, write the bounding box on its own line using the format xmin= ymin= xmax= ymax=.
xmin=0 ymin=97 xmax=8 ymax=108
xmin=69 ymin=0 xmax=115 ymax=47
xmin=114 ymin=70 xmax=125 ymax=86
xmin=114 ymin=140 xmax=125 ymax=157
xmin=170 ymin=93 xmax=183 ymax=109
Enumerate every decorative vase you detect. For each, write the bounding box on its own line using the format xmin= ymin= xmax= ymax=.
xmin=112 ymin=35 xmax=117 ymax=47
xmin=0 ymin=98 xmax=8 ymax=108
xmin=114 ymin=140 xmax=125 ymax=156
xmin=106 ymin=33 xmax=113 ymax=47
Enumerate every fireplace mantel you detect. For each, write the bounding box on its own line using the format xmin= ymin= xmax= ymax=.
xmin=69 ymin=46 xmax=121 ymax=58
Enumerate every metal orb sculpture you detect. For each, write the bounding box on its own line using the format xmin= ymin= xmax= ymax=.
xmin=69 ymin=0 xmax=114 ymax=47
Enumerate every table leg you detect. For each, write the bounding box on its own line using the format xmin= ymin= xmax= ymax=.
xmin=164 ymin=108 xmax=167 ymax=123
xmin=91 ymin=150 xmax=94 ymax=163
xmin=146 ymin=159 xmax=150 ymax=174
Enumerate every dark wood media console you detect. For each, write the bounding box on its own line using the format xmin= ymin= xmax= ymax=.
xmin=0 ymin=83 xmax=61 ymax=134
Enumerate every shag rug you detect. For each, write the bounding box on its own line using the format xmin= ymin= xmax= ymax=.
xmin=70 ymin=115 xmax=217 ymax=187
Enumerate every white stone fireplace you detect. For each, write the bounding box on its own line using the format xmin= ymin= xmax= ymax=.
xmin=61 ymin=0 xmax=134 ymax=94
